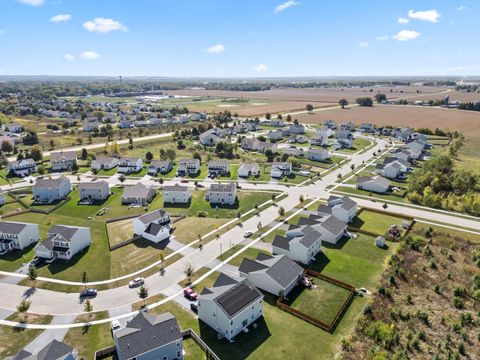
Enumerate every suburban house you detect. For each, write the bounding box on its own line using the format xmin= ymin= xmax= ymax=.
xmin=177 ymin=159 xmax=200 ymax=176
xmin=306 ymin=147 xmax=329 ymax=162
xmin=324 ymin=120 xmax=337 ymax=129
xmin=50 ymin=151 xmax=77 ymax=171
xmin=197 ymin=273 xmax=264 ymax=342
xmin=199 ymin=128 xmax=223 ymax=146
xmin=271 ymin=119 xmax=284 ymax=127
xmin=382 ymin=157 xmax=411 ymax=173
xmin=395 ymin=127 xmax=415 ymax=142
xmin=91 ymin=156 xmax=119 ymax=171
xmin=389 ymin=148 xmax=412 ymax=162
xmin=289 ymin=123 xmax=305 ymax=134
xmin=356 ymin=175 xmax=391 ymax=193
xmin=268 ymin=130 xmax=283 ymax=140
xmin=208 ymin=160 xmax=230 ymax=176
xmin=163 ymin=184 xmax=191 ymax=204
xmin=335 ymin=129 xmax=353 ymax=140
xmin=327 ymin=196 xmax=358 ymax=223
xmin=8 ymin=158 xmax=37 ymax=177
xmin=340 ymin=122 xmax=355 ymax=131
xmin=5 ymin=340 xmax=77 ymax=360
xmin=283 ymin=146 xmax=303 ymax=157
xmin=133 ymin=209 xmax=171 ymax=243
xmin=257 ymin=141 xmax=278 ymax=154
xmin=79 ymin=181 xmax=110 ymax=202
xmin=288 ymin=134 xmax=309 ymax=144
xmin=2 ymin=122 xmax=22 ymax=133
xmin=271 ymin=162 xmax=292 ymax=178
xmin=82 ymin=119 xmax=100 ymax=132
xmin=114 ymin=312 xmax=183 ymax=360
xmin=147 ymin=160 xmax=173 ymax=175
xmin=0 ymin=221 xmax=40 ymax=254
xmin=360 ymin=123 xmax=375 ymax=133
xmin=239 ymin=253 xmax=304 ymax=297
xmin=121 ymin=183 xmax=156 ymax=205
xmin=118 ymin=117 xmax=133 ymax=129
xmin=0 ymin=190 xmax=5 ymax=206
xmin=118 ymin=157 xmax=143 ymax=174
xmin=310 ymin=130 xmax=329 ymax=146
xmin=272 ymin=226 xmax=321 ymax=264
xmin=377 ymin=161 xmax=403 ymax=179
xmin=35 ymin=225 xmax=92 ymax=261
xmin=312 ymin=215 xmax=348 ymax=244
xmin=32 ymin=176 xmax=71 ymax=203
xmin=241 ymin=138 xmax=278 ymax=154
xmin=333 ymin=138 xmax=353 ymax=150
xmin=238 ymin=163 xmax=259 ymax=178
xmin=205 ymin=182 xmax=237 ymax=205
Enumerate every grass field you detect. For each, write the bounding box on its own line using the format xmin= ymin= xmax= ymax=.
xmin=287 ymin=279 xmax=352 ymax=325
xmin=333 ymin=186 xmax=409 ymax=204
xmin=351 ymin=210 xmax=406 ymax=235
xmin=171 ymin=217 xmax=229 ymax=245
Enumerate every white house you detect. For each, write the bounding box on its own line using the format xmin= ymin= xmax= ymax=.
xmin=268 ymin=130 xmax=283 ymax=141
xmin=208 ymin=160 xmax=229 ymax=176
xmin=8 ymin=158 xmax=36 ymax=177
xmin=0 ymin=221 xmax=40 ymax=254
xmin=356 ymin=175 xmax=391 ymax=194
xmin=177 ymin=159 xmax=200 ymax=176
xmin=163 ymin=184 xmax=191 ymax=204
xmin=239 ymin=253 xmax=304 ymax=297
xmin=199 ymin=128 xmax=222 ymax=146
xmin=2 ymin=122 xmax=22 ymax=133
xmin=79 ymin=181 xmax=110 ymax=202
xmin=118 ymin=157 xmax=143 ymax=174
xmin=272 ymin=226 xmax=321 ymax=264
xmin=271 ymin=119 xmax=284 ymax=127
xmin=32 ymin=176 xmax=71 ymax=203
xmin=306 ymin=147 xmax=329 ymax=162
xmin=327 ymin=196 xmax=358 ymax=223
xmin=197 ymin=273 xmax=264 ymax=342
xmin=271 ymin=162 xmax=292 ymax=178
xmin=50 ymin=151 xmax=77 ymax=171
xmin=324 ymin=120 xmax=337 ymax=129
xmin=133 ymin=209 xmax=171 ymax=243
xmin=147 ymin=160 xmax=172 ymax=175
xmin=121 ymin=183 xmax=156 ymax=205
xmin=381 ymin=161 xmax=403 ymax=179
xmin=91 ymin=156 xmax=119 ymax=171
xmin=205 ymin=182 xmax=237 ymax=205
xmin=289 ymin=124 xmax=305 ymax=134
xmin=283 ymin=146 xmax=303 ymax=157
xmin=35 ymin=225 xmax=91 ymax=261
xmin=238 ymin=163 xmax=259 ymax=178
xmin=310 ymin=215 xmax=348 ymax=244
xmin=310 ymin=130 xmax=329 ymax=146
xmin=82 ymin=119 xmax=100 ymax=132
xmin=114 ymin=312 xmax=183 ymax=360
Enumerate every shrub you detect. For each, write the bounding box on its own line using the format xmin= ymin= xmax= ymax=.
xmin=197 ymin=211 xmax=208 ymax=217
xmin=363 ymin=304 xmax=373 ymax=316
xmin=453 ymin=297 xmax=465 ymax=309
xmin=434 ymin=284 xmax=442 ymax=294
xmin=417 ymin=310 xmax=430 ymax=326
xmin=366 ymin=321 xmax=395 ymax=349
xmin=453 ymin=287 xmax=467 ymax=298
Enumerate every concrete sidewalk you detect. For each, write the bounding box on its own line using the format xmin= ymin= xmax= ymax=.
xmin=23 ymin=314 xmax=76 ymax=354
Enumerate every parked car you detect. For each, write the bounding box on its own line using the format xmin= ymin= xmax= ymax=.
xmin=128 ymin=277 xmax=145 ymax=288
xmin=183 ymin=287 xmax=198 ymax=301
xmin=190 ymin=301 xmax=198 ymax=313
xmin=111 ymin=320 xmax=121 ymax=333
xmin=181 ymin=179 xmax=189 ymax=183
xmin=79 ymin=288 xmax=98 ymax=298
xmin=30 ymin=257 xmax=44 ymax=268
xmin=243 ymin=230 xmax=253 ymax=238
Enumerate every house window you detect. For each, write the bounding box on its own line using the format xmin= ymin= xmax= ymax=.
xmin=242 ymin=319 xmax=248 ymax=327
xmin=176 ymin=351 xmax=181 ymax=358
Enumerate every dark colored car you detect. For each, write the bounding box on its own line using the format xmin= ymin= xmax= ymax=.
xmin=30 ymin=257 xmax=44 ymax=268
xmin=184 ymin=288 xmax=198 ymax=301
xmin=190 ymin=301 xmax=198 ymax=313
xmin=80 ymin=288 xmax=98 ymax=298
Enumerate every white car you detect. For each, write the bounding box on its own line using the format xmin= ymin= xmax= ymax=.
xmin=243 ymin=230 xmax=253 ymax=238
xmin=111 ymin=320 xmax=121 ymax=332
xmin=128 ymin=277 xmax=145 ymax=288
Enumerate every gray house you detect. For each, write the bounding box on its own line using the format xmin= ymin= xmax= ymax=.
xmin=32 ymin=176 xmax=71 ymax=203
xmin=208 ymin=160 xmax=229 ymax=176
xmin=5 ymin=340 xmax=77 ymax=360
xmin=8 ymin=158 xmax=37 ymax=177
xmin=356 ymin=175 xmax=391 ymax=193
xmin=114 ymin=312 xmax=183 ymax=360
xmin=79 ymin=181 xmax=110 ymax=202
xmin=122 ymin=183 xmax=156 ymax=205
xmin=147 ymin=160 xmax=173 ymax=175
xmin=50 ymin=151 xmax=78 ymax=171
xmin=206 ymin=182 xmax=237 ymax=205
xmin=0 ymin=221 xmax=40 ymax=254
xmin=177 ymin=159 xmax=200 ymax=176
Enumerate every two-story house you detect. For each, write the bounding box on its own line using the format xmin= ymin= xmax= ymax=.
xmin=272 ymin=226 xmax=321 ymax=264
xmin=327 ymin=195 xmax=358 ymax=223
xmin=32 ymin=176 xmax=71 ymax=203
xmin=91 ymin=156 xmax=119 ymax=171
xmin=205 ymin=182 xmax=237 ymax=205
xmin=8 ymin=158 xmax=37 ymax=177
xmin=50 ymin=151 xmax=77 ymax=171
xmin=306 ymin=147 xmax=329 ymax=162
xmin=0 ymin=221 xmax=40 ymax=254
xmin=35 ymin=225 xmax=92 ymax=261
xmin=118 ymin=157 xmax=143 ymax=174
xmin=133 ymin=209 xmax=171 ymax=243
xmin=177 ymin=159 xmax=200 ymax=177
xmin=121 ymin=183 xmax=156 ymax=205
xmin=79 ymin=181 xmax=110 ymax=203
xmin=270 ymin=162 xmax=292 ymax=178
xmin=163 ymin=184 xmax=191 ymax=204
xmin=208 ymin=160 xmax=229 ymax=177
xmin=147 ymin=160 xmax=173 ymax=175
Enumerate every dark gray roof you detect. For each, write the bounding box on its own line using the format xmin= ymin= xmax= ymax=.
xmin=79 ymin=180 xmax=108 ymax=190
xmin=0 ymin=221 xmax=28 ymax=235
xmin=320 ymin=216 xmax=347 ymax=235
xmin=7 ymin=340 xmax=75 ymax=360
xmin=115 ymin=312 xmax=182 ymax=360
xmin=33 ymin=176 xmax=70 ymax=189
xmin=239 ymin=258 xmax=269 ymax=274
xmin=145 ymin=223 xmax=165 ymax=236
xmin=149 ymin=160 xmax=171 ymax=168
xmin=297 ymin=215 xmax=323 ymax=227
xmin=208 ymin=159 xmax=229 ymax=167
xmin=48 ymin=225 xmax=79 ymax=241
xmin=272 ymin=235 xmax=290 ymax=251
xmin=264 ymin=255 xmax=304 ymax=288
xmin=339 ymin=197 xmax=357 ymax=211
xmin=316 ymin=205 xmax=332 ymax=215
xmin=256 ymin=253 xmax=273 ymax=262
xmin=209 ymin=182 xmax=236 ymax=193
xmin=50 ymin=151 xmax=77 ymax=163
xmin=214 ymin=277 xmax=263 ymax=318
xmin=137 ymin=209 xmax=169 ymax=224
xmin=93 ymin=156 xmax=117 ymax=166
xmin=122 ymin=183 xmax=155 ymax=199
xmin=5 ymin=349 xmax=32 ymax=360
xmin=163 ymin=184 xmax=188 ymax=192
xmin=213 ymin=272 xmax=239 ymax=287
xmin=299 ymin=227 xmax=321 ymax=248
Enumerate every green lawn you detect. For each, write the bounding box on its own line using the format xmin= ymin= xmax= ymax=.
xmin=351 ymin=210 xmax=406 ymax=235
xmin=333 ymin=186 xmax=409 ymax=204
xmin=171 ymin=217 xmax=229 ymax=245
xmin=287 ymin=279 xmax=352 ymax=325
xmin=0 ymin=243 xmax=37 ymax=272
xmin=0 ymin=313 xmax=53 ymax=358
xmin=308 ymin=234 xmax=399 ymax=289
xmin=336 ymin=137 xmax=372 ymax=154
xmin=223 ymin=245 xmax=269 ymax=267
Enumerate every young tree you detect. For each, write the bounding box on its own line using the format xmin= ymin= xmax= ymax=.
xmin=265 ymin=113 xmax=271 ymax=120
xmin=299 ymin=194 xmax=304 ymax=203
xmin=128 ymin=137 xmax=134 ymax=150
xmin=339 ymin=98 xmax=349 ymax=109
xmin=138 ymin=286 xmax=149 ymax=308
xmin=37 ymin=165 xmax=45 ymax=175
xmin=305 ymin=104 xmax=314 ymax=113
xmin=17 ymin=299 xmax=31 ymax=322
xmin=278 ymin=206 xmax=285 ymax=217
xmin=145 ymin=151 xmax=153 ymax=163
xmin=81 ymin=148 xmax=88 ymax=160
xmin=29 ymin=145 xmax=43 ymax=161
xmin=184 ymin=263 xmax=194 ymax=282
xmin=27 ymin=266 xmax=38 ymax=288
xmin=1 ymin=140 xmax=13 ymax=153
xmin=118 ymin=174 xmax=126 ymax=184
xmin=286 ymin=114 xmax=292 ymax=122
xmin=82 ymin=272 xmax=88 ymax=289
xmin=83 ymin=299 xmax=93 ymax=321
xmin=49 ymin=139 xmax=55 ymax=150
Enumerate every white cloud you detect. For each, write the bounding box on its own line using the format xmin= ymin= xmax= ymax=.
xmin=49 ymin=14 xmax=71 ymax=23
xmin=408 ymin=9 xmax=441 ymax=23
xmin=392 ymin=29 xmax=420 ymax=42
xmin=358 ymin=41 xmax=369 ymax=48
xmin=63 ymin=53 xmax=75 ymax=61
xmin=274 ymin=1 xmax=300 ymax=14
xmin=17 ymin=0 xmax=44 ymax=6
xmin=203 ymin=44 xmax=225 ymax=54
xmin=398 ymin=17 xmax=410 ymax=24
xmin=80 ymin=51 xmax=100 ymax=60
xmin=254 ymin=64 xmax=269 ymax=72
xmin=83 ymin=18 xmax=128 ymax=33
xmin=457 ymin=5 xmax=466 ymax=11
xmin=376 ymin=35 xmax=388 ymax=41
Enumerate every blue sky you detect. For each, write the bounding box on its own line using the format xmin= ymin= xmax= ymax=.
xmin=0 ymin=0 xmax=479 ymax=77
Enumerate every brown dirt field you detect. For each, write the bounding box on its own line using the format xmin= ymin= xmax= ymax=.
xmin=186 ymin=100 xmax=336 ymax=117
xmin=294 ymin=104 xmax=480 ymax=140
xmin=170 ymin=86 xmax=447 ymax=103
xmin=404 ymin=90 xmax=480 ymax=103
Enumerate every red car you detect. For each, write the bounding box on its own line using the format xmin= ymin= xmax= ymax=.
xmin=183 ymin=288 xmax=198 ymax=301
xmin=181 ymin=179 xmax=189 ymax=183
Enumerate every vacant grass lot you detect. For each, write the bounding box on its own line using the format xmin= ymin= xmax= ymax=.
xmin=351 ymin=210 xmax=407 ymax=235
xmin=309 ymin=234 xmax=399 ymax=289
xmin=0 ymin=313 xmax=53 ymax=358
xmin=287 ymin=280 xmax=352 ymax=325
xmin=333 ymin=186 xmax=409 ymax=204
xmin=223 ymin=244 xmax=269 ymax=267
xmin=336 ymin=137 xmax=372 ymax=154
xmin=171 ymin=217 xmax=229 ymax=245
